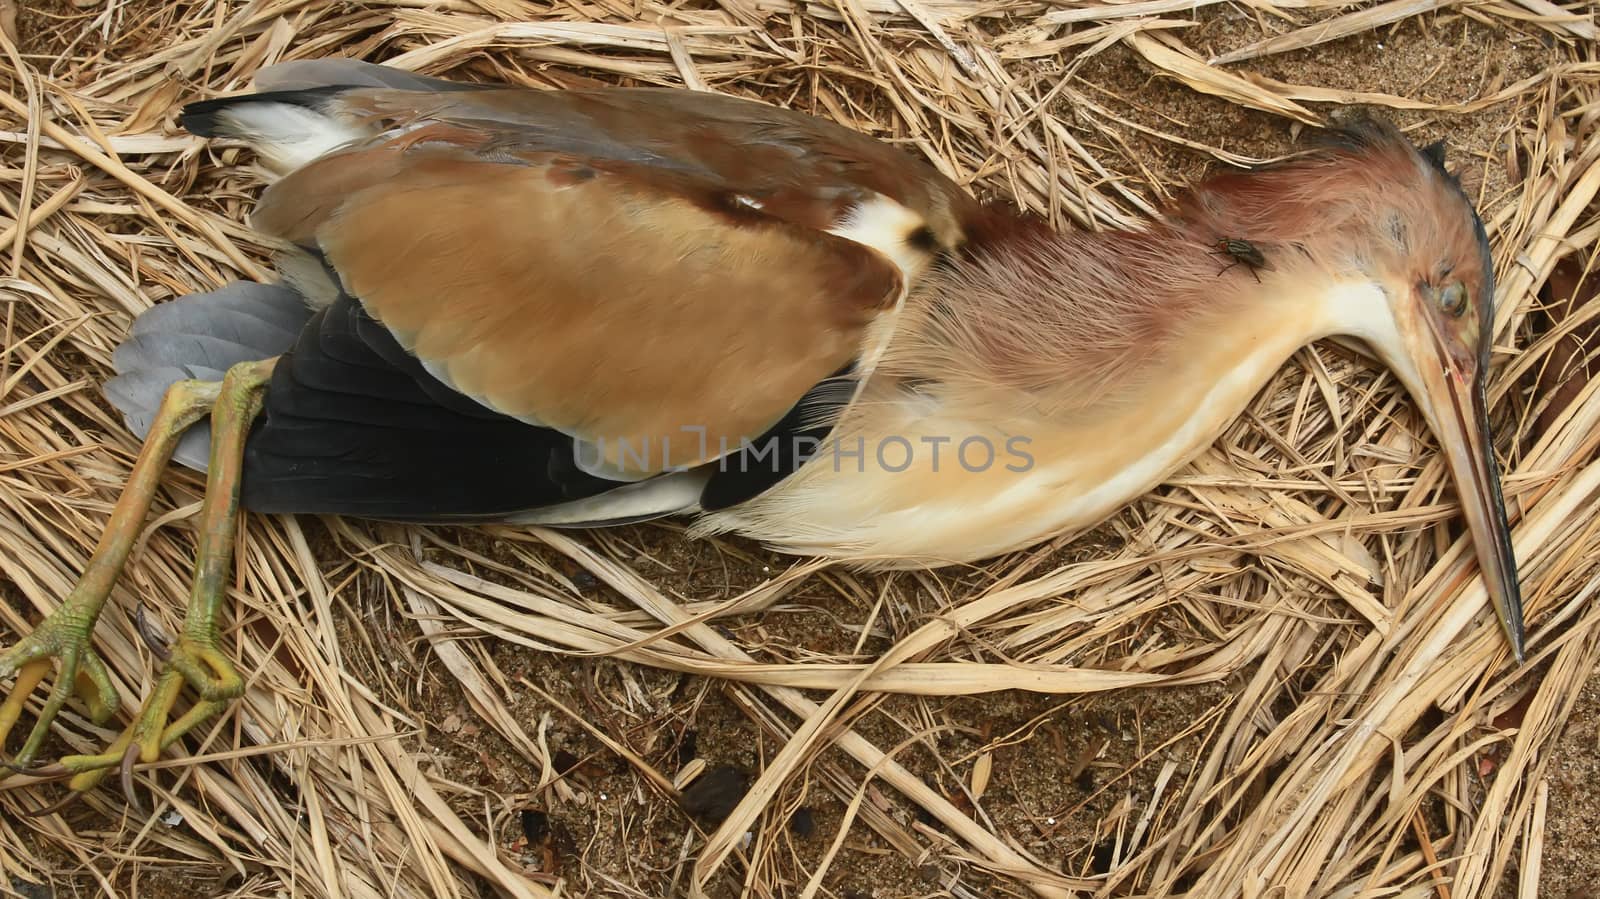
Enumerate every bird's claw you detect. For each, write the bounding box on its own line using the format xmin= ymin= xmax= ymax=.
xmin=0 ymin=614 xmax=121 ymax=781
xmin=1 ymin=615 xmax=243 ymax=802
xmin=0 ymin=754 xmax=60 ymax=777
xmin=163 ymin=637 xmax=244 ymax=703
xmin=21 ymin=789 xmax=85 ymax=818
xmin=53 ymin=637 xmax=242 ymax=796
xmin=134 ymin=604 xmax=171 ymax=661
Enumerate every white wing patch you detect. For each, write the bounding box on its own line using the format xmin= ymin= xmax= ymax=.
xmin=824 ymin=193 xmax=933 ymax=420
xmin=826 ymin=193 xmax=932 ymax=280
xmin=509 ymin=470 xmax=710 ymax=526
xmin=218 ymin=103 xmax=371 ymax=174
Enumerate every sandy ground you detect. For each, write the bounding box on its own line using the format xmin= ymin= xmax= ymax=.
xmin=1536 ymin=665 xmax=1600 ymax=899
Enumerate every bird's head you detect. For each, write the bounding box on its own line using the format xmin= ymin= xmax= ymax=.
xmin=1179 ymin=111 xmax=1522 ymax=659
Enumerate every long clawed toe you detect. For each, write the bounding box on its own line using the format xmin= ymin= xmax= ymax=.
xmin=134 ymin=604 xmax=172 ymax=661
xmin=0 ymin=628 xmax=121 ymax=777
xmin=0 ymin=642 xmax=232 ymax=806
xmin=0 ymin=359 xmax=273 ymax=806
xmin=57 ymin=645 xmax=242 ymax=800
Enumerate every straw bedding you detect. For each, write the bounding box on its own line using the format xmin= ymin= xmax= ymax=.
xmin=1 ymin=1 xmax=1597 ymax=896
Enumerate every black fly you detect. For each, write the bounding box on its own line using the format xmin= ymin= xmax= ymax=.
xmin=1213 ymin=237 xmax=1268 ymax=283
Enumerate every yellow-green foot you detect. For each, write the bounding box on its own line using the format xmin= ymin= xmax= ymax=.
xmin=0 ymin=358 xmax=274 ymax=804
xmin=0 ymin=617 xmax=119 ymax=772
xmin=0 ymin=377 xmax=219 ymax=779
xmin=59 ymin=635 xmax=241 ymax=797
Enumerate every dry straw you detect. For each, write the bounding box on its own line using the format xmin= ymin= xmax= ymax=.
xmin=1 ymin=0 xmax=1597 ymax=897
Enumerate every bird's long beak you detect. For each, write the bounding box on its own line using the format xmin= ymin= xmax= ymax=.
xmin=1398 ymin=313 xmax=1525 ymax=661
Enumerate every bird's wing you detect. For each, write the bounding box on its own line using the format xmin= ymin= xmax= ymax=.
xmin=203 ymin=76 xmax=980 ymax=479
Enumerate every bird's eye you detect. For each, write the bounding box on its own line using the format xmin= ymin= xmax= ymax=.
xmin=1437 ymin=281 xmax=1468 ymax=317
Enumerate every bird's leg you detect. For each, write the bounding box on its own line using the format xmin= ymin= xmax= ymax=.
xmin=0 ymin=378 xmax=221 ymax=778
xmin=58 ymin=358 xmax=275 ymax=795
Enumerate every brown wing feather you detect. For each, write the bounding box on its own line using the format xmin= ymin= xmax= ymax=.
xmin=259 ymin=142 xmax=899 ymax=476
xmin=329 ymin=86 xmax=980 ymax=244
xmin=241 ymin=85 xmax=991 ymax=477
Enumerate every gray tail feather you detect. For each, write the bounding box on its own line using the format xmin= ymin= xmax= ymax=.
xmin=103 ymin=282 xmax=312 ymax=472
xmin=252 ymin=59 xmax=471 ymax=94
